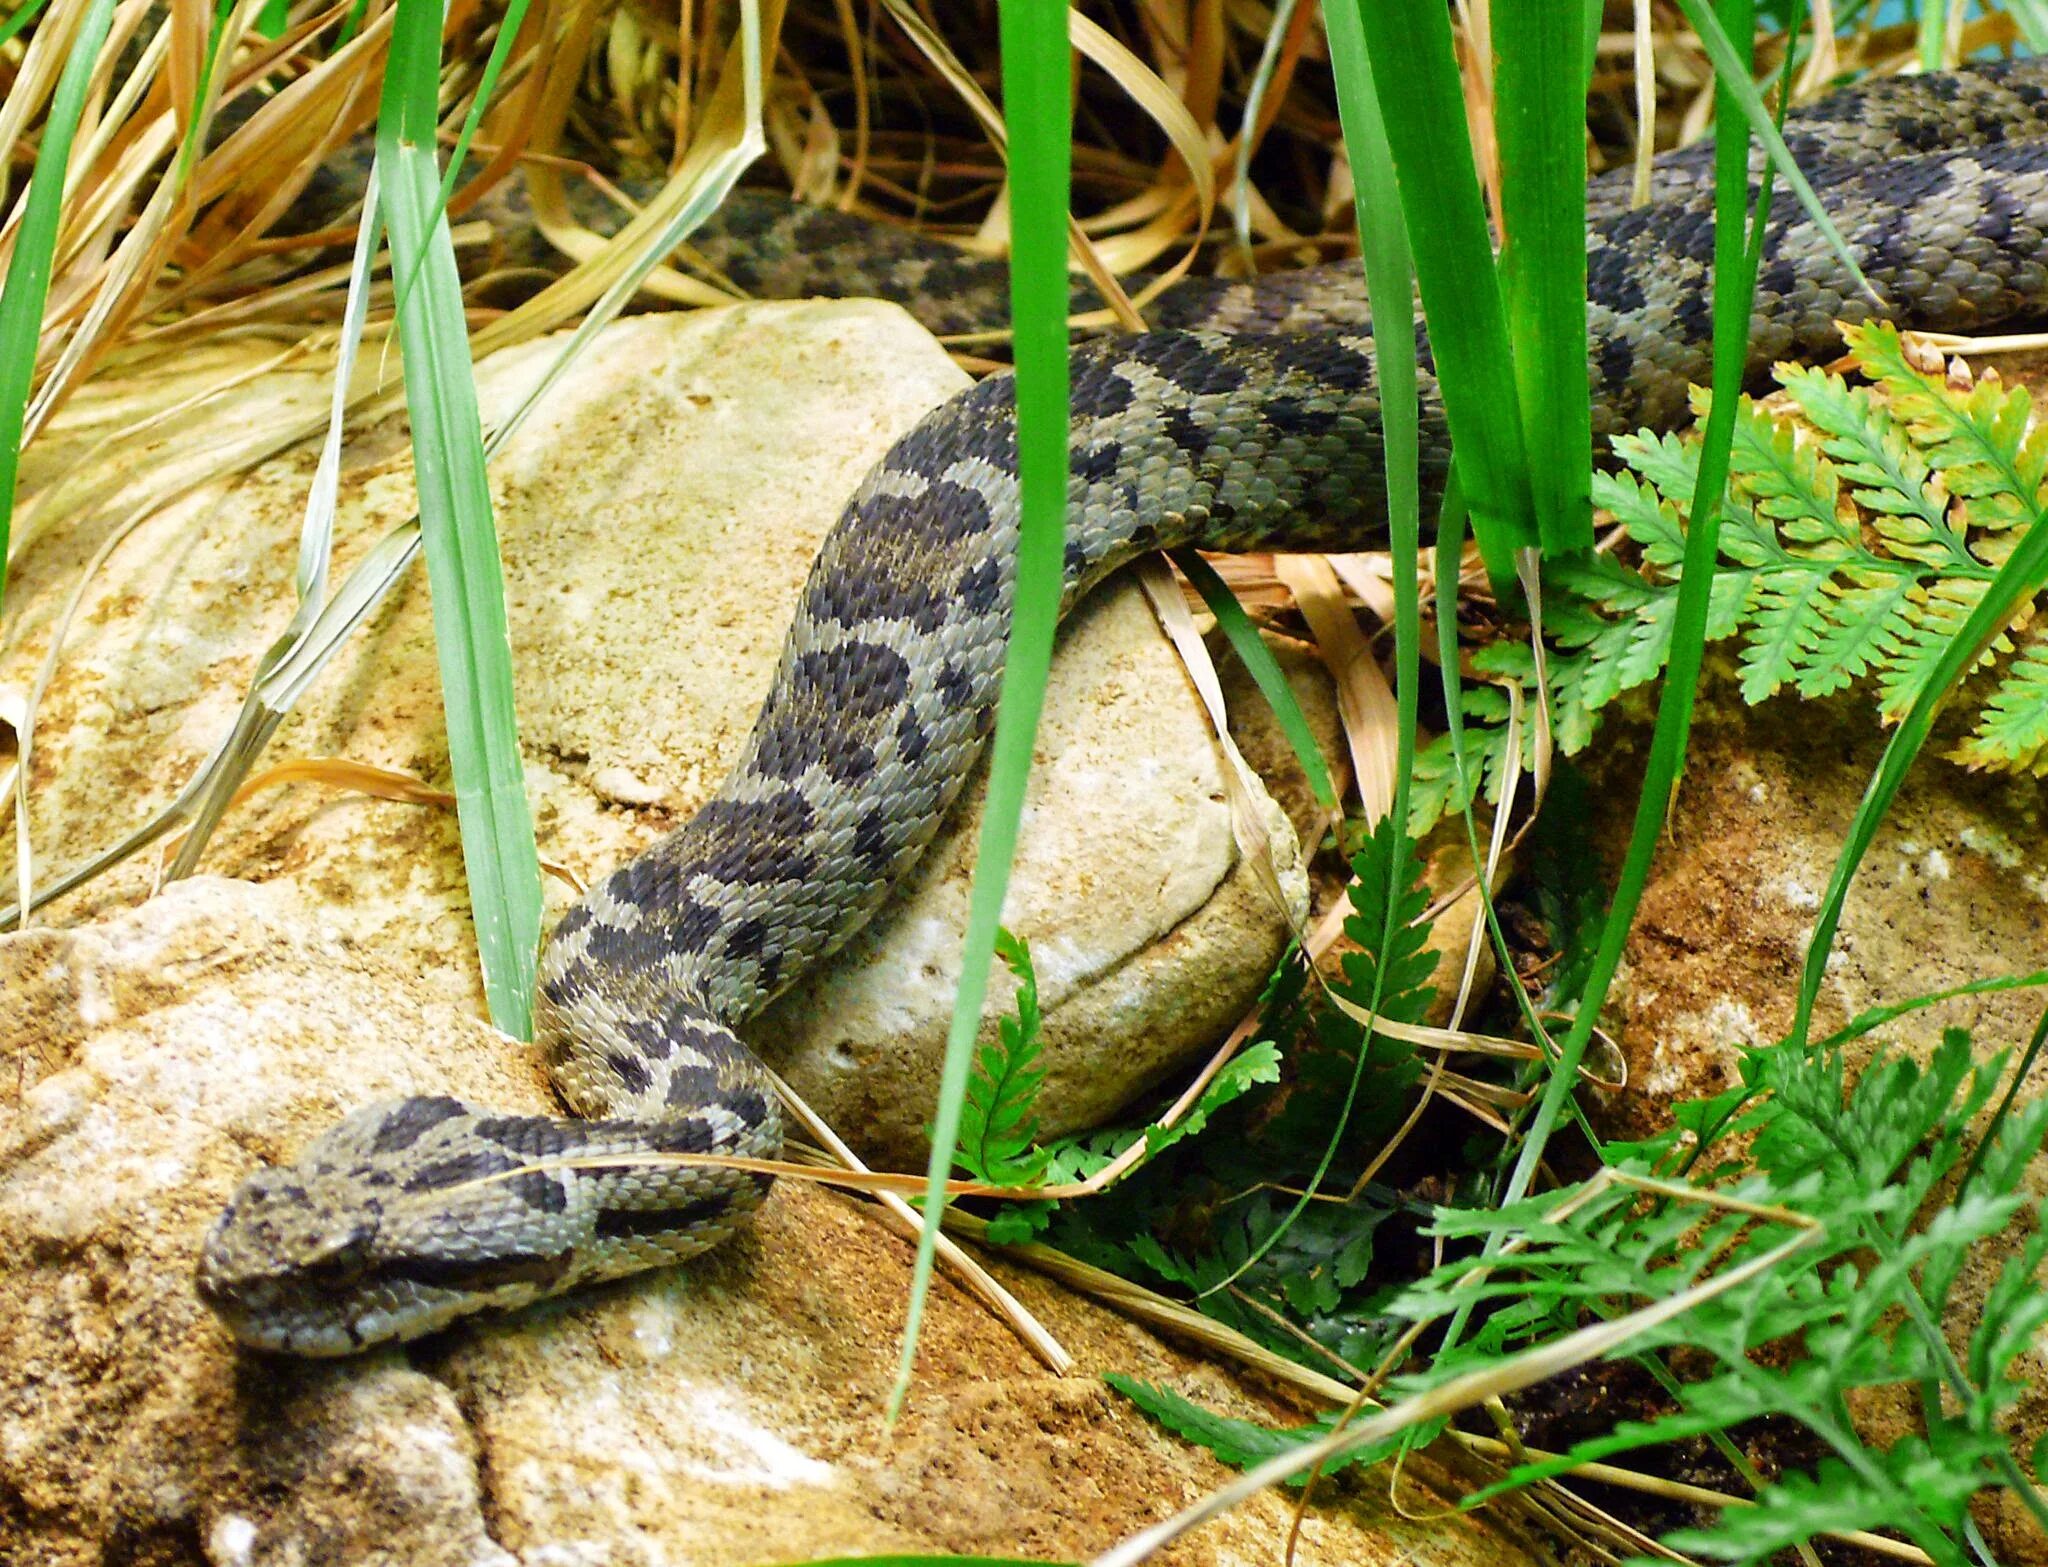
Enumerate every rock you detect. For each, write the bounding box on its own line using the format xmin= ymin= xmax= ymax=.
xmin=0 ymin=880 xmax=1518 ymax=1565
xmin=0 ymin=301 xmax=1314 ymax=1159
xmin=1588 ymin=672 xmax=2048 ymax=1131
xmin=1584 ymin=670 xmax=2048 ymax=1558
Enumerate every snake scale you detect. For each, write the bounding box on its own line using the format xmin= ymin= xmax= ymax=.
xmin=199 ymin=58 xmax=2048 ymax=1354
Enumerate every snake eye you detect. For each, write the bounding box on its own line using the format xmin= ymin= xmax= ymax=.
xmin=297 ymin=1222 xmax=376 ymax=1284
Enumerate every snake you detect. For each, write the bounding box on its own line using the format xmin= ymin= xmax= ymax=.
xmin=197 ymin=58 xmax=2048 ymax=1354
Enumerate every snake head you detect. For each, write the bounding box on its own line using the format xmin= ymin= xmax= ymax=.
xmin=196 ymin=1097 xmax=592 ymax=1356
xmin=196 ymin=1148 xmax=391 ymax=1355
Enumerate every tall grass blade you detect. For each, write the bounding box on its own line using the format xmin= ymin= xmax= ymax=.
xmin=0 ymin=0 xmax=117 ymax=620
xmin=9 ymin=5 xmax=775 ymax=928
xmin=1347 ymin=0 xmax=1535 ymax=583
xmin=890 ymin=0 xmax=1071 ymax=1419
xmin=165 ymin=171 xmax=390 ymax=881
xmin=1790 ymin=536 xmax=2048 ymax=1050
xmin=385 ymin=0 xmax=536 ymax=312
xmin=379 ymin=0 xmax=542 ymax=1038
xmin=0 ymin=0 xmax=51 ymax=53
xmin=1191 ymin=0 xmax=1422 ymax=1294
xmin=1172 ymin=550 xmax=1336 ymax=813
xmin=1494 ymin=4 xmax=1592 ymax=556
xmin=1671 ymin=0 xmax=1876 ymax=305
xmin=1498 ymin=0 xmax=1775 ymax=1210
xmin=436 ymin=0 xmax=534 ymax=204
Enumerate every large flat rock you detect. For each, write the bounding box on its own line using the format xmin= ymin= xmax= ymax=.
xmin=1 ymin=301 xmax=1314 ymax=1161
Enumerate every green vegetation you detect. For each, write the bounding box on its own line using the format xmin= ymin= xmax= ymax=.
xmin=1418 ymin=321 xmax=2048 ymax=832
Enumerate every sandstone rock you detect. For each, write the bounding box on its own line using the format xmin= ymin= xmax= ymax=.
xmin=0 ymin=880 xmax=1518 ymax=1565
xmin=0 ymin=301 xmax=1312 ymax=1157
xmin=1587 ymin=673 xmax=2048 ymax=1129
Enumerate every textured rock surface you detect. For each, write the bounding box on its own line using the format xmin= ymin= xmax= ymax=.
xmin=0 ymin=880 xmax=1517 ymax=1566
xmin=0 ymin=301 xmax=1311 ymax=1155
xmin=1588 ymin=674 xmax=2048 ymax=1128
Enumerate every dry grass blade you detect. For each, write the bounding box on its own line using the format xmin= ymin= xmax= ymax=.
xmin=1273 ymin=552 xmax=1396 ymax=825
xmin=1136 ymin=556 xmax=1301 ymax=930
xmin=771 ymin=1070 xmax=1072 ymax=1375
xmin=877 ymin=0 xmax=1142 ymax=331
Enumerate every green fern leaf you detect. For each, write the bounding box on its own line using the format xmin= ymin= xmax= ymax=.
xmin=1875 ymin=576 xmax=1997 ymax=720
xmin=1795 ymin=573 xmax=1916 ymax=700
xmin=1141 ymin=1041 xmax=1283 ymax=1158
xmin=1775 ymin=356 xmax=1949 ymax=546
xmin=1663 ymin=1431 xmax=2010 ymax=1562
xmin=1740 ymin=570 xmax=1834 ymax=703
xmin=1727 ymin=392 xmax=1852 ymax=550
xmin=1851 ymin=319 xmax=2048 ymax=537
xmin=1955 ymin=627 xmax=2048 ymax=774
xmin=1338 ymin=816 xmax=1437 ymax=1025
xmin=954 ymin=928 xmax=1052 ymax=1187
xmin=1607 ymin=428 xmax=1700 ymax=517
xmin=1103 ymin=1376 xmax=1425 ymax=1481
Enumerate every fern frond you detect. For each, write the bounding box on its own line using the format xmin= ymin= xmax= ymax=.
xmin=1775 ymin=357 xmax=1949 ymax=544
xmin=1725 ymin=391 xmax=1852 ymax=551
xmin=1850 ymin=320 xmax=2048 ymax=537
xmin=1875 ymin=576 xmax=1997 ymax=720
xmin=955 ymin=928 xmax=1052 ymax=1187
xmin=1795 ymin=573 xmax=1916 ymax=700
xmin=1407 ymin=318 xmax=2048 ymax=839
xmin=1954 ymin=628 xmax=2048 ymax=774
xmin=1740 ymin=571 xmax=1834 ymax=703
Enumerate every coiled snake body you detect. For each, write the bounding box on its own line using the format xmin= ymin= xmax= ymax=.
xmin=199 ymin=59 xmax=2048 ymax=1354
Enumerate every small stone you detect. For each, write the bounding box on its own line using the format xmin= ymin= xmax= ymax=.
xmin=588 ymin=763 xmax=666 ymax=808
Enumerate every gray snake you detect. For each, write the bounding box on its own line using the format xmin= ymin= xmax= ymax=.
xmin=198 ymin=58 xmax=2048 ymax=1354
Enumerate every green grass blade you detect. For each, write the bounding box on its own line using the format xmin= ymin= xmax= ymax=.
xmin=165 ymin=177 xmax=393 ymax=881
xmin=0 ymin=0 xmax=117 ymax=620
xmin=1501 ymin=0 xmax=1772 ymax=1206
xmin=434 ymin=0 xmax=534 ymax=211
xmin=2005 ymin=0 xmax=2048 ymax=52
xmin=1916 ymin=0 xmax=1949 ymax=71
xmin=890 ymin=0 xmax=1070 ymax=1419
xmin=387 ymin=0 xmax=538 ymax=314
xmin=1494 ymin=3 xmax=1592 ymax=557
xmin=0 ymin=0 xmax=52 ymax=53
xmin=1671 ymin=0 xmax=1876 ymax=306
xmin=1190 ymin=0 xmax=1420 ymax=1296
xmin=1170 ymin=549 xmax=1336 ymax=813
xmin=1347 ymin=0 xmax=1535 ymax=584
xmin=379 ymin=0 xmax=542 ymax=1038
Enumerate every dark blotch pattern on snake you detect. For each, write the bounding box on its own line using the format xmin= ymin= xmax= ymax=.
xmin=198 ymin=59 xmax=2048 ymax=1354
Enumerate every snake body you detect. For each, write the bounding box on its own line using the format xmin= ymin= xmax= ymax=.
xmin=199 ymin=59 xmax=2048 ymax=1354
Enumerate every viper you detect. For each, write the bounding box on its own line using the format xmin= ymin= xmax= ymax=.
xmin=198 ymin=58 xmax=2048 ymax=1354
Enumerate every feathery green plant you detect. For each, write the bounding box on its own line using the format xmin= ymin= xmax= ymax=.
xmin=949 ymin=830 xmax=1426 ymax=1371
xmin=1415 ymin=320 xmax=2048 ymax=834
xmin=1109 ymin=998 xmax=2048 ymax=1561
xmin=948 ymin=928 xmax=1282 ymax=1248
